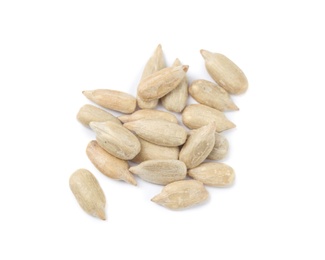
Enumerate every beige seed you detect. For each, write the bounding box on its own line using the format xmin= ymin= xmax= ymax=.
xmin=77 ymin=104 xmax=121 ymax=126
xmin=124 ymin=119 xmax=187 ymax=147
xmin=86 ymin=140 xmax=137 ymax=185
xmin=137 ymin=44 xmax=165 ymax=109
xmin=188 ymin=162 xmax=235 ymax=187
xmin=137 ymin=65 xmax=189 ymax=101
xmin=182 ymin=104 xmax=236 ymax=132
xmin=129 ymin=160 xmax=186 ymax=185
xmin=90 ymin=121 xmax=141 ymax=160
xmin=118 ymin=109 xmax=177 ymax=124
xmin=83 ymin=89 xmax=136 ymax=113
xmin=201 ymin=50 xmax=248 ymax=95
xmin=151 ymin=180 xmax=208 ymax=210
xmin=161 ymin=59 xmax=189 ymax=112
xmin=179 ymin=122 xmax=216 ymax=169
xmin=69 ymin=169 xmax=106 ymax=220
xmin=132 ymin=137 xmax=179 ymax=163
xmin=189 ymin=79 xmax=238 ymax=111
xmin=208 ymin=133 xmax=229 ymax=160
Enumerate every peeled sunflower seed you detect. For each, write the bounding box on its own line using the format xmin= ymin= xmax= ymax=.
xmin=137 ymin=65 xmax=189 ymax=101
xmin=86 ymin=140 xmax=137 ymax=185
xmin=77 ymin=104 xmax=121 ymax=126
xmin=69 ymin=169 xmax=106 ymax=220
xmin=83 ymin=89 xmax=136 ymax=113
xmin=179 ymin=122 xmax=216 ymax=169
xmin=189 ymin=79 xmax=238 ymax=111
xmin=201 ymin=49 xmax=248 ymax=95
xmin=137 ymin=44 xmax=165 ymax=109
xmin=129 ymin=160 xmax=186 ymax=185
xmin=151 ymin=180 xmax=209 ymax=210
xmin=90 ymin=121 xmax=140 ymax=160
xmin=118 ymin=109 xmax=177 ymax=124
xmin=189 ymin=130 xmax=229 ymax=161
xmin=188 ymin=162 xmax=235 ymax=187
xmin=161 ymin=58 xmax=188 ymax=113
xmin=124 ymin=119 xmax=187 ymax=147
xmin=182 ymin=104 xmax=236 ymax=132
xmin=132 ymin=137 xmax=179 ymax=164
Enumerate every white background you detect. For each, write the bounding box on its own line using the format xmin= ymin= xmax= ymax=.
xmin=1 ymin=1 xmax=324 ymax=259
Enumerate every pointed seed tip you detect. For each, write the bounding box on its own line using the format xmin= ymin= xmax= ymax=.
xmin=183 ymin=65 xmax=189 ymax=72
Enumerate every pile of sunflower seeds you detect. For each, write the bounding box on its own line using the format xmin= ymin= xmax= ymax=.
xmin=69 ymin=45 xmax=248 ymax=220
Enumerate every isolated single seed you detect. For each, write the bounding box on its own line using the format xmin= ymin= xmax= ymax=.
xmin=129 ymin=160 xmax=186 ymax=185
xmin=86 ymin=140 xmax=137 ymax=185
xmin=90 ymin=121 xmax=141 ymax=160
xmin=124 ymin=119 xmax=187 ymax=147
xmin=151 ymin=180 xmax=209 ymax=210
xmin=188 ymin=162 xmax=235 ymax=187
xmin=189 ymin=79 xmax=238 ymax=111
xmin=69 ymin=169 xmax=106 ymax=220
xmin=201 ymin=49 xmax=248 ymax=95
xmin=182 ymin=104 xmax=235 ymax=132
xmin=137 ymin=44 xmax=165 ymax=109
xmin=77 ymin=104 xmax=121 ymax=126
xmin=83 ymin=89 xmax=136 ymax=113
xmin=208 ymin=133 xmax=229 ymax=160
xmin=118 ymin=109 xmax=177 ymax=124
xmin=161 ymin=59 xmax=189 ymax=113
xmin=179 ymin=122 xmax=216 ymax=169
xmin=137 ymin=65 xmax=189 ymax=101
xmin=132 ymin=137 xmax=179 ymax=163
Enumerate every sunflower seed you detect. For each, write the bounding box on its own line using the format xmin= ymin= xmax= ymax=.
xmin=83 ymin=89 xmax=136 ymax=113
xmin=124 ymin=119 xmax=187 ymax=147
xmin=182 ymin=104 xmax=235 ymax=132
xmin=201 ymin=49 xmax=248 ymax=94
xmin=77 ymin=104 xmax=121 ymax=126
xmin=90 ymin=121 xmax=140 ymax=160
xmin=69 ymin=169 xmax=106 ymax=220
xmin=179 ymin=122 xmax=216 ymax=169
xmin=137 ymin=65 xmax=189 ymax=101
xmin=189 ymin=79 xmax=238 ymax=111
xmin=86 ymin=140 xmax=137 ymax=185
xmin=151 ymin=180 xmax=208 ymax=209
xmin=188 ymin=162 xmax=235 ymax=187
xmin=129 ymin=160 xmax=186 ymax=185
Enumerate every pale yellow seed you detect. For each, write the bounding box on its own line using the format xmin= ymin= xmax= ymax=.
xmin=189 ymin=79 xmax=238 ymax=111
xmin=201 ymin=49 xmax=248 ymax=95
xmin=124 ymin=119 xmax=187 ymax=147
xmin=83 ymin=89 xmax=136 ymax=113
xmin=69 ymin=169 xmax=106 ymax=220
xmin=137 ymin=65 xmax=189 ymax=101
xmin=129 ymin=160 xmax=186 ymax=185
xmin=77 ymin=104 xmax=121 ymax=126
xmin=151 ymin=180 xmax=209 ymax=210
xmin=188 ymin=162 xmax=235 ymax=187
xmin=90 ymin=121 xmax=141 ymax=160
xmin=86 ymin=140 xmax=137 ymax=185
xmin=179 ymin=122 xmax=216 ymax=169
xmin=182 ymin=104 xmax=236 ymax=132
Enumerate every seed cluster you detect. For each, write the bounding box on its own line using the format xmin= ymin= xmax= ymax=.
xmin=70 ymin=45 xmax=248 ymax=220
